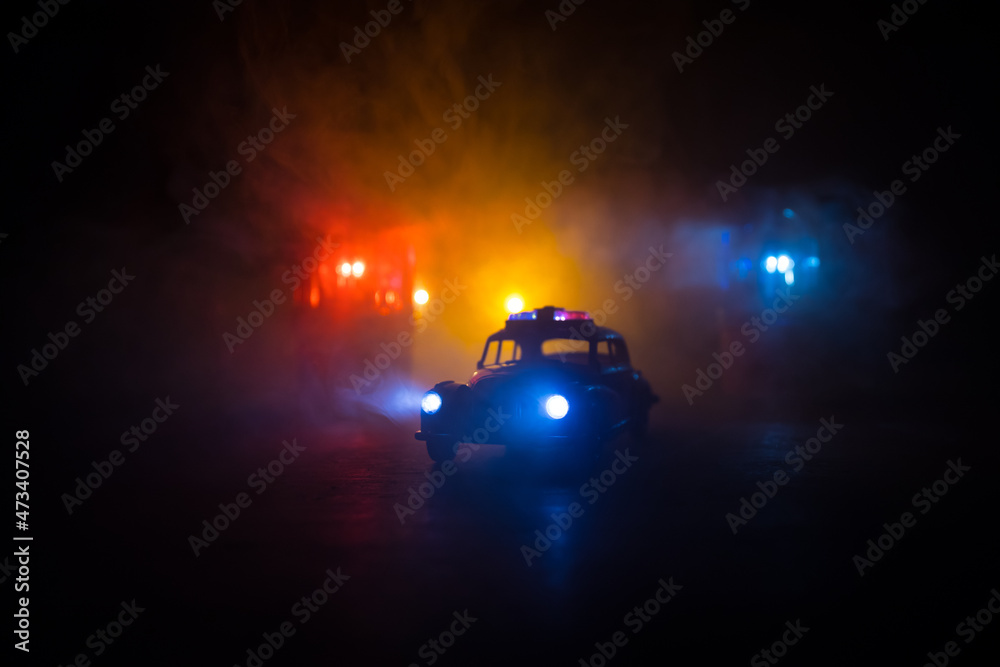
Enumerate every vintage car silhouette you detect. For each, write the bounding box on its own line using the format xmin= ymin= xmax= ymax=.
xmin=415 ymin=306 xmax=658 ymax=462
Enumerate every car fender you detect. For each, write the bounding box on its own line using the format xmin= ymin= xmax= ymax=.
xmin=580 ymin=383 xmax=622 ymax=434
xmin=425 ymin=381 xmax=473 ymax=428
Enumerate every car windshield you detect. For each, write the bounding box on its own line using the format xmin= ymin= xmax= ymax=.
xmin=481 ymin=337 xmax=598 ymax=366
xmin=540 ymin=338 xmax=590 ymax=364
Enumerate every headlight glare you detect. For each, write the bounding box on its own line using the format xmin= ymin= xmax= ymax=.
xmin=544 ymin=394 xmax=569 ymax=419
xmin=421 ymin=391 xmax=442 ymax=414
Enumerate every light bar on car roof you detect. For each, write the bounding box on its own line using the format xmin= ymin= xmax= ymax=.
xmin=553 ymin=309 xmax=590 ymax=321
xmin=507 ymin=307 xmax=592 ymax=321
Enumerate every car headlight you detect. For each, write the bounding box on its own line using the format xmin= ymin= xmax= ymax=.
xmin=421 ymin=391 xmax=442 ymax=414
xmin=544 ymin=394 xmax=569 ymax=419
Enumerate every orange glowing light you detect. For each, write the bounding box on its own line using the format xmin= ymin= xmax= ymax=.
xmin=351 ymin=261 xmax=365 ymax=277
xmin=385 ymin=290 xmax=396 ymax=304
xmin=309 ymin=283 xmax=320 ymax=307
xmin=505 ymin=294 xmax=524 ymax=314
xmin=413 ymin=289 xmax=429 ymax=305
xmin=340 ymin=262 xmax=352 ymax=276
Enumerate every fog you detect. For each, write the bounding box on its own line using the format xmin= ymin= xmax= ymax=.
xmin=9 ymin=0 xmax=943 ymax=430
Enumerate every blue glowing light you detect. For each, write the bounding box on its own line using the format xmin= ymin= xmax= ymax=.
xmin=421 ymin=391 xmax=442 ymax=414
xmin=544 ymin=394 xmax=569 ymax=419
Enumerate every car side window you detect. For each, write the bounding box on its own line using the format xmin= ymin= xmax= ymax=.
xmin=612 ymin=340 xmax=630 ymax=364
xmin=498 ymin=339 xmax=521 ymax=364
xmin=482 ymin=341 xmax=499 ymax=366
xmin=596 ymin=340 xmax=613 ymax=365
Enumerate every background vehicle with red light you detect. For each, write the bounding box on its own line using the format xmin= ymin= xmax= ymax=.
xmin=291 ymin=223 xmax=419 ymax=413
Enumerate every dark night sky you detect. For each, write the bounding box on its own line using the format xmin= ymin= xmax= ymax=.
xmin=6 ymin=1 xmax=993 ymax=242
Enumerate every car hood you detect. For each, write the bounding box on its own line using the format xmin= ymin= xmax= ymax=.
xmin=468 ymin=362 xmax=597 ymax=388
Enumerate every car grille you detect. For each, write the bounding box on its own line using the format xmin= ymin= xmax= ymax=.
xmin=473 ymin=379 xmax=524 ymax=427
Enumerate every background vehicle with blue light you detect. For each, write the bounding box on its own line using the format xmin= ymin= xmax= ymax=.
xmin=415 ymin=306 xmax=658 ymax=462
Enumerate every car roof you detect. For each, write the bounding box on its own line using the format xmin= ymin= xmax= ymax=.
xmin=487 ymin=322 xmax=623 ymax=342
xmin=485 ymin=306 xmax=624 ymax=343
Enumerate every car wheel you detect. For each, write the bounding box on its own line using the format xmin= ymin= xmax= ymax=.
xmin=426 ymin=438 xmax=456 ymax=462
